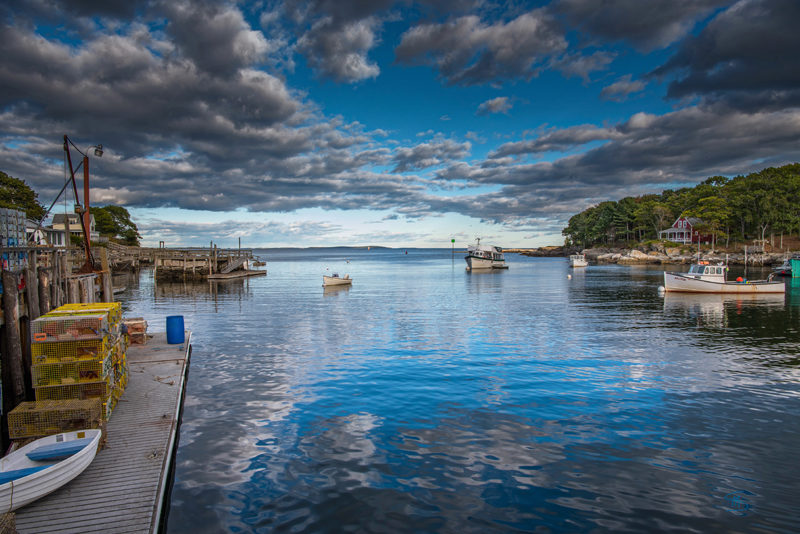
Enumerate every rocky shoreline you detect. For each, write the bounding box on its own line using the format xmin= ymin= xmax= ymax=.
xmin=519 ymin=245 xmax=793 ymax=266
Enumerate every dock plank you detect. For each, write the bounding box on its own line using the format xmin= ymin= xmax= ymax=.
xmin=15 ymin=331 xmax=191 ymax=533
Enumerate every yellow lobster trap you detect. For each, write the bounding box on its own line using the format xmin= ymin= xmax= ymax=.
xmin=7 ymin=399 xmax=103 ymax=439
xmin=32 ymin=352 xmax=114 ymax=387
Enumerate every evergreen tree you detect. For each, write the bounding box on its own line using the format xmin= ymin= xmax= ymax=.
xmin=0 ymin=171 xmax=46 ymax=220
xmin=90 ymin=205 xmax=142 ymax=246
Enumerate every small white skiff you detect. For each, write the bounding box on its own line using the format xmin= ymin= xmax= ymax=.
xmin=569 ymin=254 xmax=588 ymax=268
xmin=663 ymin=262 xmax=785 ymax=294
xmin=323 ymin=274 xmax=352 ymax=287
xmin=0 ymin=429 xmax=101 ymax=511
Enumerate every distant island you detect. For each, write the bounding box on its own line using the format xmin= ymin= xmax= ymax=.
xmin=255 ymin=245 xmax=392 ymax=250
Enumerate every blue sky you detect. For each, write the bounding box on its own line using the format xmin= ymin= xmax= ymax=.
xmin=1 ymin=0 xmax=799 ymax=248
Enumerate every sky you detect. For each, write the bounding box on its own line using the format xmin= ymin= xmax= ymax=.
xmin=1 ymin=0 xmax=799 ymax=249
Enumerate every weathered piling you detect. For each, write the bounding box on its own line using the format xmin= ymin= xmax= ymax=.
xmin=2 ymin=270 xmax=27 ymax=407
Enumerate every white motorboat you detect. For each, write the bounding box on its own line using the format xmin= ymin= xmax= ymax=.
xmin=323 ymin=274 xmax=352 ymax=287
xmin=772 ymin=254 xmax=800 ymax=277
xmin=0 ymin=429 xmax=101 ymax=511
xmin=569 ymin=254 xmax=588 ymax=267
xmin=465 ymin=238 xmax=508 ymax=270
xmin=663 ymin=261 xmax=785 ymax=294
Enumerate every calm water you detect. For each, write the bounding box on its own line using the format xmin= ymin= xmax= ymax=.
xmin=115 ymin=249 xmax=800 ymax=533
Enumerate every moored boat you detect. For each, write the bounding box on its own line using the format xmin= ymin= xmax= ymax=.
xmin=772 ymin=254 xmax=800 ymax=277
xmin=323 ymin=273 xmax=352 ymax=287
xmin=569 ymin=254 xmax=588 ymax=267
xmin=465 ymin=238 xmax=508 ymax=270
xmin=663 ymin=261 xmax=784 ymax=294
xmin=0 ymin=429 xmax=102 ymax=511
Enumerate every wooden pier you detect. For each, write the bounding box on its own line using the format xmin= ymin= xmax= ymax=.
xmin=105 ymin=243 xmax=263 ymax=281
xmin=14 ymin=331 xmax=192 ymax=533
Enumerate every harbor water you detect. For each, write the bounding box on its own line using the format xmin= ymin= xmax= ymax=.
xmin=115 ymin=249 xmax=800 ymax=533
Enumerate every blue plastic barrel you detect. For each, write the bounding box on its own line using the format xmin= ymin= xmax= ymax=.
xmin=166 ymin=315 xmax=185 ymax=344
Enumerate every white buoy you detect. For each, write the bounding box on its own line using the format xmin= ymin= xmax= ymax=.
xmin=657 ymin=286 xmax=665 ymax=295
xmin=567 ymin=274 xmax=572 ymax=279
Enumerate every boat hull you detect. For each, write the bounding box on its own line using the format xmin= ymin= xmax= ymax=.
xmin=0 ymin=429 xmax=101 ymax=511
xmin=569 ymin=256 xmax=588 ymax=268
xmin=663 ymin=272 xmax=785 ymax=294
xmin=464 ymin=255 xmax=507 ymax=270
xmin=323 ymin=275 xmax=352 ymax=287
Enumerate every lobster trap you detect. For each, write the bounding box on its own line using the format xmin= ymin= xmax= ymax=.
xmin=7 ymin=399 xmax=103 ymax=439
xmin=35 ymin=376 xmax=113 ymax=402
xmin=24 ymin=303 xmax=130 ymax=422
xmin=32 ymin=336 xmax=118 ymax=364
xmin=51 ymin=302 xmax=122 ymax=326
xmin=32 ymin=352 xmax=114 ymax=387
xmin=32 ymin=313 xmax=110 ymax=342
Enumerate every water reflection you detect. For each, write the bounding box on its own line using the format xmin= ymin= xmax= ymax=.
xmin=662 ymin=292 xmax=785 ymax=328
xmin=110 ymin=253 xmax=800 ymax=534
xmin=323 ymin=284 xmax=351 ymax=297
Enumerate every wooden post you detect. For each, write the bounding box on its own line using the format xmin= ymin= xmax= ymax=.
xmin=101 ymin=271 xmax=113 ymax=302
xmin=26 ymin=255 xmax=41 ymax=320
xmin=68 ymin=277 xmax=80 ymax=304
xmin=54 ymin=252 xmax=64 ymax=307
xmin=50 ymin=253 xmax=59 ymax=308
xmin=78 ymin=276 xmax=92 ymax=303
xmin=39 ymin=267 xmax=52 ymax=314
xmin=2 ymin=270 xmax=27 ymax=406
xmin=63 ymin=248 xmax=72 ymax=279
xmin=99 ymin=247 xmax=110 ymax=273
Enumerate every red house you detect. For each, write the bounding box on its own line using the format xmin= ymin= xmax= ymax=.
xmin=658 ymin=217 xmax=712 ymax=244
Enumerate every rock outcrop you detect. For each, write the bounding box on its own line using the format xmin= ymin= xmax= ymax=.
xmin=519 ymin=246 xmax=791 ymax=266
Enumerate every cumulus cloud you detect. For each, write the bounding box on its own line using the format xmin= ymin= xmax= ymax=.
xmin=395 ymin=10 xmax=567 ymax=85
xmin=137 ymin=217 xmax=346 ymax=246
xmin=284 ymin=0 xmax=395 ymax=83
xmin=652 ymin=0 xmax=800 ymax=111
xmin=1 ymin=0 xmax=799 ymax=244
xmin=162 ymin=1 xmax=272 ymax=77
xmin=552 ymin=50 xmax=615 ymax=82
xmin=476 ymin=97 xmax=512 ymax=116
xmin=555 ymin=0 xmax=731 ymax=51
xmin=600 ymin=74 xmax=647 ymax=101
xmin=297 ymin=16 xmax=381 ymax=82
xmin=392 ymin=139 xmax=471 ymax=172
xmin=450 ymin=107 xmax=800 ymax=199
xmin=490 ymin=125 xmax=624 ymax=158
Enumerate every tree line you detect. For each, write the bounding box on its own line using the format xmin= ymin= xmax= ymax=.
xmin=562 ymin=163 xmax=800 ymax=249
xmin=1 ymin=170 xmax=141 ymax=246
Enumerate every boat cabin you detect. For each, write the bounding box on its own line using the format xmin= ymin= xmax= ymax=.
xmin=687 ymin=262 xmax=726 ymax=281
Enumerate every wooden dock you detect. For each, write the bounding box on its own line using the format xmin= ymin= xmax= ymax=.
xmin=14 ymin=331 xmax=192 ymax=533
xmin=207 ymin=269 xmax=266 ymax=280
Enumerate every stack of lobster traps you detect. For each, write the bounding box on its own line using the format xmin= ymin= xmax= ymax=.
xmin=7 ymin=303 xmax=129 ymax=440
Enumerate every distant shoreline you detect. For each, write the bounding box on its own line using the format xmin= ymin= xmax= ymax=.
xmin=514 ymin=245 xmax=794 ymax=266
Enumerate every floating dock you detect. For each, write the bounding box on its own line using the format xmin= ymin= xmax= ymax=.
xmin=207 ymin=269 xmax=266 ymax=280
xmin=15 ymin=331 xmax=191 ymax=533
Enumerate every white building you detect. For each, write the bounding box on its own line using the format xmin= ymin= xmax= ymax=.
xmin=51 ymin=213 xmax=100 ymax=242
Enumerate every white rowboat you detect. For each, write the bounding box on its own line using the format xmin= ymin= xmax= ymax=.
xmin=0 ymin=429 xmax=101 ymax=511
xmin=323 ymin=274 xmax=352 ymax=287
